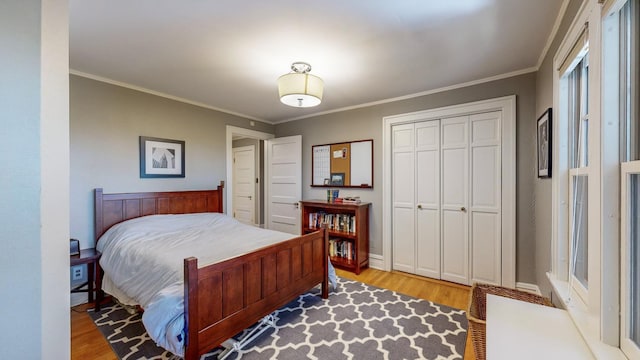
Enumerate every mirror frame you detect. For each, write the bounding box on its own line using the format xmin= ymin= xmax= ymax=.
xmin=311 ymin=139 xmax=373 ymax=188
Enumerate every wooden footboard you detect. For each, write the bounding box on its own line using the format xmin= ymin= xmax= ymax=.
xmin=183 ymin=229 xmax=329 ymax=360
xmin=94 ymin=183 xmax=328 ymax=359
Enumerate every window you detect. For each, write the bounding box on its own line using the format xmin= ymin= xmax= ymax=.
xmin=629 ymin=174 xmax=640 ymax=344
xmin=566 ymin=54 xmax=589 ymax=302
xmin=620 ymin=0 xmax=640 ymax=163
xmin=618 ymin=0 xmax=640 ymax=357
xmin=622 ymin=165 xmax=640 ymax=358
xmin=552 ymin=0 xmax=640 ymax=355
xmin=550 ymin=1 xmax=606 ymax=353
xmin=566 ymin=50 xmax=590 ymax=301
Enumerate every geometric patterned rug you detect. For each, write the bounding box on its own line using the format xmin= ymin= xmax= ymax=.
xmin=89 ymin=277 xmax=468 ymax=360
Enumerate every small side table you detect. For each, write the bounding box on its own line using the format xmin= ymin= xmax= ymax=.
xmin=70 ymin=248 xmax=104 ymax=311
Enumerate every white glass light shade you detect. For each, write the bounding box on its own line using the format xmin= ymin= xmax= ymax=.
xmin=278 ymin=72 xmax=324 ymax=107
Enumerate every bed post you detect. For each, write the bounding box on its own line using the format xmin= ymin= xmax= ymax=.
xmin=184 ymin=257 xmax=199 ymax=360
xmin=322 ymin=227 xmax=329 ymax=299
xmin=216 ymin=181 xmax=224 ymax=213
xmin=94 ymin=188 xmax=103 ymax=244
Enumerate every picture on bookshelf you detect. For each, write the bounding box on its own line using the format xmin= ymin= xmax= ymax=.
xmin=331 ymin=173 xmax=345 ymax=186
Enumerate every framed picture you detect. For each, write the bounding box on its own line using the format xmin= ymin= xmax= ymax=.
xmin=537 ymin=108 xmax=552 ymax=178
xmin=330 ymin=172 xmax=345 ymax=186
xmin=139 ymin=136 xmax=185 ymax=178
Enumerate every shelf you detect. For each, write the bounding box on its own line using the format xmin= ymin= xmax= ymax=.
xmin=304 ymin=228 xmax=357 ymax=239
xmin=330 ymin=256 xmax=356 ymax=269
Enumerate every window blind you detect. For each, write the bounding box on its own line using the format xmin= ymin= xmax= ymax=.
xmin=559 ymin=26 xmax=589 ymax=76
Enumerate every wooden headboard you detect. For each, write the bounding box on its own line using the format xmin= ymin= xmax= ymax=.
xmin=94 ymin=182 xmax=224 ymax=242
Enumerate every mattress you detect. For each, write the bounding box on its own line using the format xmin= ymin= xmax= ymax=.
xmin=96 ymin=212 xmax=296 ymax=355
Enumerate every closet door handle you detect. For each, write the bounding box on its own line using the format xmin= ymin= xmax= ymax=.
xmin=417 ymin=204 xmax=423 ymax=209
xmin=460 ymin=207 xmax=466 ymax=212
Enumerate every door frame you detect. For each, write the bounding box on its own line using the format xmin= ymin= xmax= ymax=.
xmin=382 ymin=95 xmax=517 ymax=288
xmin=226 ymin=125 xmax=274 ymax=218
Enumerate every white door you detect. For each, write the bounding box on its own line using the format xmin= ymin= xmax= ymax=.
xmin=232 ymin=145 xmax=256 ymax=225
xmin=266 ymin=135 xmax=302 ymax=235
xmin=392 ymin=120 xmax=441 ymax=278
xmin=416 ymin=120 xmax=441 ymax=279
xmin=392 ymin=124 xmax=416 ymax=273
xmin=470 ymin=111 xmax=502 ymax=285
xmin=440 ymin=115 xmax=470 ymax=285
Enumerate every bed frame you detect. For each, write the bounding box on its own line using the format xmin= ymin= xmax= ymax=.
xmin=94 ymin=182 xmax=329 ymax=360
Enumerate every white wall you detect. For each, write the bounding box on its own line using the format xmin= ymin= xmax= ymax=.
xmin=0 ymin=0 xmax=70 ymax=358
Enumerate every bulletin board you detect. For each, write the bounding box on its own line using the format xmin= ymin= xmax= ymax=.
xmin=311 ymin=139 xmax=373 ymax=188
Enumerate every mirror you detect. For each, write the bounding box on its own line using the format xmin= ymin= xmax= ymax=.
xmin=312 ymin=139 xmax=373 ymax=188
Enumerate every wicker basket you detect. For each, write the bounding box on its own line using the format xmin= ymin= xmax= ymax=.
xmin=466 ymin=283 xmax=554 ymax=360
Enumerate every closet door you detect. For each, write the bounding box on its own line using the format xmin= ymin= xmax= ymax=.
xmin=470 ymin=111 xmax=502 ymax=285
xmin=440 ymin=116 xmax=470 ymax=285
xmin=415 ymin=121 xmax=441 ymax=278
xmin=392 ymin=124 xmax=416 ymax=273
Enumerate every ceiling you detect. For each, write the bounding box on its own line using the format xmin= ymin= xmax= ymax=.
xmin=70 ymin=0 xmax=564 ymax=124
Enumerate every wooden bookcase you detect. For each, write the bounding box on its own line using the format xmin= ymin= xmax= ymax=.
xmin=300 ymin=200 xmax=370 ymax=274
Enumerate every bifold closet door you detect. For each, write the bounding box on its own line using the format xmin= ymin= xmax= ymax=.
xmin=392 ymin=121 xmax=441 ymax=278
xmin=469 ymin=111 xmax=502 ymax=285
xmin=440 ymin=116 xmax=470 ymax=285
xmin=391 ymin=112 xmax=502 ymax=286
xmin=415 ymin=121 xmax=441 ymax=278
xmin=392 ymin=124 xmax=416 ymax=274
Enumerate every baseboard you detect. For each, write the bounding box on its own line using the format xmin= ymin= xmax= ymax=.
xmin=369 ymin=254 xmax=384 ymax=270
xmin=516 ymin=282 xmax=542 ymax=295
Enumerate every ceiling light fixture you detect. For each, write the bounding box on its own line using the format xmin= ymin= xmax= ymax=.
xmin=278 ymin=62 xmax=324 ymax=108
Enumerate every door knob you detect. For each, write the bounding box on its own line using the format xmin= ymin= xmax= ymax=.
xmin=248 ymin=195 xmax=252 ymax=200
xmin=294 ymin=202 xmax=300 ymax=209
xmin=461 ymin=207 xmax=466 ymax=212
xmin=417 ymin=204 xmax=423 ymax=209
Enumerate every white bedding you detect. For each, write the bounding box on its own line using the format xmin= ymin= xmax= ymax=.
xmin=96 ymin=213 xmax=296 ymax=356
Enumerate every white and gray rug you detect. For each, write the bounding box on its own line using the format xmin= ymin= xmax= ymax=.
xmin=89 ymin=277 xmax=468 ymax=359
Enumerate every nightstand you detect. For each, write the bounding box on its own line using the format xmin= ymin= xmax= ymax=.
xmin=70 ymin=248 xmax=104 ymax=311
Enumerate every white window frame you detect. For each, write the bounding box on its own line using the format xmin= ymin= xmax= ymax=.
xmin=567 ymin=54 xmax=591 ymax=305
xmin=621 ymin=161 xmax=640 ymax=359
xmin=549 ymin=1 xmax=600 ymax=313
xmin=548 ymin=1 xmax=628 ymax=358
xmin=605 ymin=0 xmax=640 ymax=357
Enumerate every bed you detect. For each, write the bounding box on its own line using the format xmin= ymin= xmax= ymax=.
xmin=93 ymin=182 xmax=329 ymax=359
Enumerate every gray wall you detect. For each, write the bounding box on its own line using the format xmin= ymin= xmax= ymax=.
xmin=276 ymin=72 xmax=538 ymax=283
xmin=70 ymin=75 xmax=274 ymax=248
xmin=534 ymin=0 xmax=583 ymax=298
xmin=1 ymin=0 xmax=70 ymax=358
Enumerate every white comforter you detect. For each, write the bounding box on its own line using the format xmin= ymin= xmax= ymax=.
xmin=96 ymin=213 xmax=295 ymax=356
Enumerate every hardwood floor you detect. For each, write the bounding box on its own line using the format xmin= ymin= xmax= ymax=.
xmin=71 ymin=268 xmax=476 ymax=359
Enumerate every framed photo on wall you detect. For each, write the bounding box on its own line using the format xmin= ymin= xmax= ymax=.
xmin=140 ymin=136 xmax=185 ymax=178
xmin=537 ymin=108 xmax=552 ymax=178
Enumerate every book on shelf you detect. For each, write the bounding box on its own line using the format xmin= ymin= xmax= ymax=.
xmin=342 ymin=196 xmax=361 ymax=204
xmin=307 ymin=212 xmax=356 ymax=233
xmin=329 ymin=237 xmax=355 ymax=261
